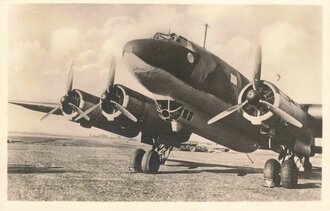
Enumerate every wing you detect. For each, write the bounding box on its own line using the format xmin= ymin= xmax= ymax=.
xmin=9 ymin=100 xmax=62 ymax=116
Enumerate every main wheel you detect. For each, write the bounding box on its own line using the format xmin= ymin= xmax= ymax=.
xmin=281 ymin=159 xmax=298 ymax=189
xmin=190 ymin=146 xmax=196 ymax=152
xmin=141 ymin=150 xmax=160 ymax=174
xmin=263 ymin=159 xmax=281 ymax=187
xmin=129 ymin=149 xmax=145 ymax=172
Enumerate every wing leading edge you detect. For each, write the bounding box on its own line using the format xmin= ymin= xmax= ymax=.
xmin=9 ymin=100 xmax=63 ymax=116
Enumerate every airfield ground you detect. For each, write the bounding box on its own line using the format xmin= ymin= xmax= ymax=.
xmin=7 ymin=134 xmax=321 ymax=201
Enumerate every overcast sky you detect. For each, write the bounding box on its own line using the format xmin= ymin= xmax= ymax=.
xmin=7 ymin=4 xmax=322 ymax=136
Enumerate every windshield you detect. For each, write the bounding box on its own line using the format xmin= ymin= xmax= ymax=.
xmin=153 ymin=32 xmax=178 ymax=41
xmin=153 ymin=32 xmax=195 ymax=52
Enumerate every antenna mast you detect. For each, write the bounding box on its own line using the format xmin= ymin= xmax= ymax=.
xmin=203 ymin=23 xmax=209 ymax=49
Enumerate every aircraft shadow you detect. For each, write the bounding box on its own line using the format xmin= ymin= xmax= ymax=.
xmin=163 ymin=159 xmax=322 ymax=189
xmin=7 ymin=164 xmax=83 ymax=174
xmin=162 ymin=159 xmax=263 ymax=175
xmin=295 ymin=182 xmax=321 ymax=189
xmin=298 ymin=166 xmax=322 ymax=180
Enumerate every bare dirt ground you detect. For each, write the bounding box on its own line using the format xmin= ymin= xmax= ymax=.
xmin=7 ymin=135 xmax=321 ymax=201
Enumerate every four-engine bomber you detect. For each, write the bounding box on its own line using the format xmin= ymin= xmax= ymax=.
xmin=10 ymin=31 xmax=322 ymax=189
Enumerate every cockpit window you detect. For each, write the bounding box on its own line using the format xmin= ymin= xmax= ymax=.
xmin=153 ymin=32 xmax=195 ymax=52
xmin=153 ymin=32 xmax=177 ymax=41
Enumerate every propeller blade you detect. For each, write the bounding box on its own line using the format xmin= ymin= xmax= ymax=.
xmin=69 ymin=103 xmax=90 ymax=121
xmin=260 ymin=100 xmax=303 ymax=128
xmin=40 ymin=104 xmax=62 ymax=121
xmin=106 ymin=56 xmax=116 ymax=92
xmin=208 ymin=101 xmax=248 ymax=125
xmin=252 ymin=46 xmax=262 ymax=90
xmin=111 ymin=100 xmax=138 ymax=122
xmin=66 ymin=58 xmax=75 ymax=94
xmin=74 ymin=102 xmax=102 ymax=121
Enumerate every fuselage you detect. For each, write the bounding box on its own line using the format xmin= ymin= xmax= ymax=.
xmin=122 ymin=32 xmax=271 ymax=153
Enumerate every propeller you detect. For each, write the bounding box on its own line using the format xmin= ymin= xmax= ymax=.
xmin=111 ymin=101 xmax=137 ymax=122
xmin=259 ymin=100 xmax=302 ymax=128
xmin=207 ymin=101 xmax=247 ymax=125
xmin=74 ymin=56 xmax=138 ymax=123
xmin=74 ymin=102 xmax=102 ymax=121
xmin=66 ymin=58 xmax=75 ymax=94
xmin=107 ymin=57 xmax=116 ymax=92
xmin=40 ymin=104 xmax=62 ymax=121
xmin=40 ymin=59 xmax=89 ymax=121
xmin=208 ymin=46 xmax=303 ymax=128
xmin=252 ymin=46 xmax=262 ymax=90
xmin=69 ymin=103 xmax=90 ymax=121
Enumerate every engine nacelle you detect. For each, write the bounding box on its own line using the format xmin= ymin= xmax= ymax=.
xmin=238 ymin=81 xmax=308 ymax=127
xmin=100 ymin=85 xmax=171 ymax=133
xmin=301 ymin=104 xmax=322 ymax=119
xmin=238 ymin=81 xmax=315 ymax=156
xmin=62 ymin=89 xmax=99 ymax=120
xmin=101 ymin=85 xmax=144 ymax=121
xmin=301 ymin=104 xmax=322 ymax=138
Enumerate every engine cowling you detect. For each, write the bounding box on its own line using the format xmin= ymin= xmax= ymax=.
xmin=99 ymin=85 xmax=172 ymax=132
xmin=62 ymin=89 xmax=99 ymax=120
xmin=100 ymin=85 xmax=144 ymax=121
xmin=238 ymin=81 xmax=316 ymax=156
xmin=238 ymin=81 xmax=308 ymax=127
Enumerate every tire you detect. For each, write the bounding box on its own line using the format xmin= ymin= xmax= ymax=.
xmin=263 ymin=159 xmax=281 ymax=187
xmin=190 ymin=146 xmax=196 ymax=152
xmin=281 ymin=159 xmax=298 ymax=189
xmin=141 ymin=150 xmax=160 ymax=174
xmin=129 ymin=149 xmax=145 ymax=172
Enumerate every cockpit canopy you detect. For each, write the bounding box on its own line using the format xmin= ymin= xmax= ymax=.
xmin=153 ymin=32 xmax=195 ymax=52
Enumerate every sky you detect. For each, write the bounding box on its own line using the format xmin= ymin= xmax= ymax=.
xmin=7 ymin=4 xmax=322 ymax=137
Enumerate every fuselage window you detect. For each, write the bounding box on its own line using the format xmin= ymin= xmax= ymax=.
xmin=185 ymin=41 xmax=194 ymax=52
xmin=182 ymin=109 xmax=189 ymax=119
xmin=177 ymin=38 xmax=187 ymax=46
xmin=181 ymin=109 xmax=194 ymax=121
xmin=187 ymin=112 xmax=194 ymax=121
xmin=176 ymin=37 xmax=195 ymax=52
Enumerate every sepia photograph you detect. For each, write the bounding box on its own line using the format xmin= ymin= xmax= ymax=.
xmin=1 ymin=1 xmax=329 ymax=210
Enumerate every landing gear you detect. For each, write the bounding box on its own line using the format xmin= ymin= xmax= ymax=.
xmin=303 ymin=156 xmax=312 ymax=172
xmin=141 ymin=150 xmax=160 ymax=174
xmin=129 ymin=144 xmax=173 ymax=174
xmin=263 ymin=159 xmax=281 ymax=187
xmin=281 ymin=159 xmax=298 ymax=189
xmin=263 ymin=145 xmax=305 ymax=189
xmin=129 ymin=149 xmax=146 ymax=172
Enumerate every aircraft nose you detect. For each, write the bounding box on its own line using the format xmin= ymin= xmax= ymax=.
xmin=123 ymin=39 xmax=197 ymax=79
xmin=123 ymin=39 xmax=158 ymax=74
xmin=123 ymin=39 xmax=162 ymax=64
xmin=123 ymin=39 xmax=143 ymax=54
